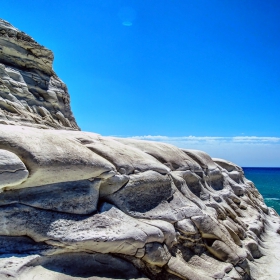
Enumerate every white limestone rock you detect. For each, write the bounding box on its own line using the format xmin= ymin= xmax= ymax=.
xmin=81 ymin=135 xmax=170 ymax=175
xmin=0 ymin=18 xmax=279 ymax=280
xmin=0 ymin=125 xmax=115 ymax=190
xmin=0 ymin=149 xmax=28 ymax=190
xmin=105 ymin=170 xmax=174 ymax=213
xmin=99 ymin=174 xmax=129 ymax=197
xmin=0 ymin=203 xmax=159 ymax=256
xmin=139 ymin=219 xmax=177 ymax=248
xmin=142 ymin=243 xmax=171 ymax=267
xmin=0 ymin=124 xmax=279 ymax=280
xmin=0 ymin=179 xmax=101 ymax=214
xmin=113 ymin=137 xmax=202 ymax=172
xmin=0 ymin=19 xmax=79 ymax=130
xmin=0 ymin=253 xmax=149 ymax=280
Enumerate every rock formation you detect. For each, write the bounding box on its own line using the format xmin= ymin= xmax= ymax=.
xmin=0 ymin=19 xmax=279 ymax=280
xmin=0 ymin=19 xmax=79 ymax=130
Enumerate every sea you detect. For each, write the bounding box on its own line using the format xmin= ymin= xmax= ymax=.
xmin=243 ymin=167 xmax=280 ymax=214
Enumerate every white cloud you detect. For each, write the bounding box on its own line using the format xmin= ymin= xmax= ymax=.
xmin=130 ymin=135 xmax=280 ymax=144
xmin=232 ymin=136 xmax=280 ymax=143
xmin=126 ymin=135 xmax=280 ymax=167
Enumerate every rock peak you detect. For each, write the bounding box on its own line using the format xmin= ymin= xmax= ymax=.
xmin=0 ymin=18 xmax=79 ymax=130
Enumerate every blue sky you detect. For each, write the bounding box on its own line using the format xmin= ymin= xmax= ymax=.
xmin=1 ymin=0 xmax=280 ymax=166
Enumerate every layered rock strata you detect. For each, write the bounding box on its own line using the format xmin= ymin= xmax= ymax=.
xmin=0 ymin=19 xmax=279 ymax=280
xmin=0 ymin=19 xmax=79 ymax=130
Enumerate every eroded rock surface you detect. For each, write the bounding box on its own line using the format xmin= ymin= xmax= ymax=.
xmin=0 ymin=18 xmax=279 ymax=280
xmin=0 ymin=125 xmax=279 ymax=280
xmin=0 ymin=19 xmax=79 ymax=130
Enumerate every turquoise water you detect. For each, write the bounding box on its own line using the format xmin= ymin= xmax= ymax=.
xmin=243 ymin=168 xmax=280 ymax=214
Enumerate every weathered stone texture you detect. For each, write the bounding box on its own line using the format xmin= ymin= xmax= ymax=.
xmin=0 ymin=19 xmax=79 ymax=130
xmin=0 ymin=18 xmax=279 ymax=280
